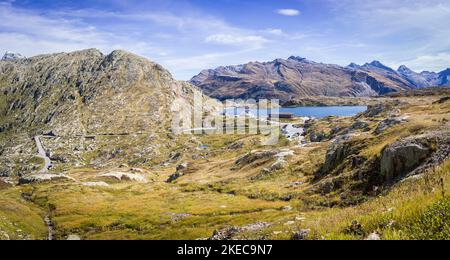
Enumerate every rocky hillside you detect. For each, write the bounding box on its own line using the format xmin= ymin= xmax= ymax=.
xmin=0 ymin=49 xmax=217 ymax=176
xmin=0 ymin=49 xmax=212 ymax=135
xmin=191 ymin=57 xmax=450 ymax=103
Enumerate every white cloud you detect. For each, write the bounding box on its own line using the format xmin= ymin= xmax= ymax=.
xmin=276 ymin=9 xmax=300 ymax=16
xmin=325 ymin=0 xmax=450 ymax=72
xmin=399 ymin=52 xmax=450 ymax=73
xmin=0 ymin=3 xmax=166 ymax=58
xmin=205 ymin=34 xmax=268 ymax=47
xmin=263 ymin=28 xmax=284 ymax=36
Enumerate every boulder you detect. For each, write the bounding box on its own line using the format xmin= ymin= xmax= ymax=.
xmin=98 ymin=172 xmax=147 ymax=183
xmin=351 ymin=120 xmax=370 ymax=131
xmin=364 ymin=104 xmax=386 ymax=117
xmin=374 ymin=118 xmax=405 ymax=135
xmin=166 ymin=172 xmax=183 ymax=183
xmin=19 ymin=174 xmax=74 ymax=185
xmin=292 ymin=229 xmax=311 ymax=240
xmin=315 ymin=177 xmax=344 ymax=194
xmin=209 ymin=227 xmax=241 ymax=240
xmin=234 ymin=150 xmax=279 ymax=167
xmin=208 ymin=222 xmax=270 ymax=240
xmin=227 ymin=140 xmax=244 ymax=150
xmin=270 ymin=159 xmax=287 ymax=171
xmin=380 ymin=140 xmax=431 ymax=181
xmin=176 ymin=162 xmax=189 ymax=172
xmin=363 ymin=102 xmax=401 ymax=118
xmin=309 ymin=131 xmax=328 ymax=142
xmin=169 ymin=152 xmax=182 ymax=162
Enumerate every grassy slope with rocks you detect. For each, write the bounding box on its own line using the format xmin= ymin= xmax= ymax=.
xmin=0 ymin=94 xmax=448 ymax=240
xmin=0 ymin=50 xmax=449 ymax=240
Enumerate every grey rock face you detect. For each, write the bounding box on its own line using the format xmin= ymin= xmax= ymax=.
xmin=320 ymin=135 xmax=356 ymax=175
xmin=351 ymin=120 xmax=370 ymax=131
xmin=380 ymin=140 xmax=431 ymax=181
xmin=18 ymin=174 xmax=73 ymax=185
xmin=234 ymin=150 xmax=279 ymax=167
xmin=364 ymin=104 xmax=387 ymax=118
xmin=374 ymin=118 xmax=405 ymax=135
xmin=227 ymin=140 xmax=244 ymax=150
xmin=166 ymin=172 xmax=183 ymax=183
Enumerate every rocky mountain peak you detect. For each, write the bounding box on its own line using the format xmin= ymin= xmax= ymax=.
xmin=365 ymin=60 xmax=396 ymax=73
xmin=347 ymin=63 xmax=361 ymax=69
xmin=398 ymin=65 xmax=413 ymax=74
xmin=287 ymin=56 xmax=307 ymax=62
xmin=1 ymin=51 xmax=25 ymax=61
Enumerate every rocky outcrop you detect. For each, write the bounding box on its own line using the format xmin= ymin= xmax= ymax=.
xmin=381 ymin=141 xmax=430 ymax=181
xmin=380 ymin=132 xmax=450 ymax=181
xmin=374 ymin=117 xmax=406 ymax=135
xmin=166 ymin=162 xmax=192 ymax=183
xmin=227 ymin=140 xmax=244 ymax=150
xmin=319 ymin=134 xmax=358 ymax=176
xmin=208 ymin=222 xmax=271 ymax=240
xmin=234 ymin=149 xmax=293 ymax=170
xmin=351 ymin=120 xmax=370 ymax=131
xmin=234 ymin=150 xmax=279 ymax=168
xmin=166 ymin=172 xmax=183 ymax=183
xmin=98 ymin=172 xmax=147 ymax=183
xmin=363 ymin=103 xmax=393 ymax=118
xmin=292 ymin=229 xmax=311 ymax=240
xmin=18 ymin=174 xmax=74 ymax=185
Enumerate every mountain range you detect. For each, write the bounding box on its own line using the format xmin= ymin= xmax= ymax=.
xmin=190 ymin=56 xmax=450 ymax=103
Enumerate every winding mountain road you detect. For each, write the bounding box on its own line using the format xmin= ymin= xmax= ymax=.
xmin=34 ymin=136 xmax=52 ymax=173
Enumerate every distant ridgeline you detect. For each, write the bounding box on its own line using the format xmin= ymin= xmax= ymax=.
xmin=190 ymin=56 xmax=450 ymax=104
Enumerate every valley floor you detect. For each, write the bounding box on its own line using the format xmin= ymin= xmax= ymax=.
xmin=1 ymin=95 xmax=450 ymax=240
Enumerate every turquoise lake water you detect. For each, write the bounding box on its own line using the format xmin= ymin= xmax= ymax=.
xmin=225 ymin=106 xmax=367 ymax=119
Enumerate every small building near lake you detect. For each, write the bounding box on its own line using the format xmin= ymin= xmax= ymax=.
xmin=268 ymin=113 xmax=295 ymax=120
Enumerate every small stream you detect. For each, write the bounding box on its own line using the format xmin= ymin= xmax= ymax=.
xmin=44 ymin=215 xmax=55 ymax=240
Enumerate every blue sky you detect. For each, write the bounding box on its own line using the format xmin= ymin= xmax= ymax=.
xmin=1 ymin=0 xmax=449 ymax=79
